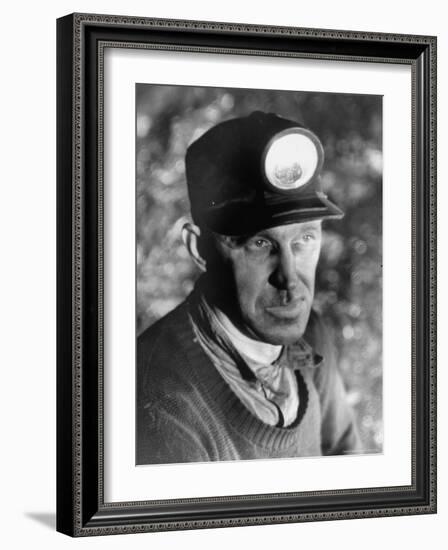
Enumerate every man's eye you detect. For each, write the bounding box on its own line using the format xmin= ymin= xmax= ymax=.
xmin=292 ymin=233 xmax=317 ymax=247
xmin=302 ymin=233 xmax=315 ymax=242
xmin=247 ymin=238 xmax=272 ymax=250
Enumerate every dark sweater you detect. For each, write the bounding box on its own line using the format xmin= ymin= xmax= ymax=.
xmin=136 ymin=298 xmax=361 ymax=465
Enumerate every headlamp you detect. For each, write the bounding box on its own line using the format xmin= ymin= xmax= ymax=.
xmin=262 ymin=128 xmax=324 ymax=193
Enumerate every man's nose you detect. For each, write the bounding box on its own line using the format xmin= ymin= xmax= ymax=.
xmin=269 ymin=249 xmax=299 ymax=292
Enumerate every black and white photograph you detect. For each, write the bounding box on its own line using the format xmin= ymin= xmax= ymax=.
xmin=53 ymin=9 xmax=436 ymax=540
xmin=135 ymin=85 xmax=383 ymax=466
xmin=1 ymin=0 xmax=442 ymax=544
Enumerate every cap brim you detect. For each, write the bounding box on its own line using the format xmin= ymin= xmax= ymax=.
xmin=201 ymin=193 xmax=344 ymax=236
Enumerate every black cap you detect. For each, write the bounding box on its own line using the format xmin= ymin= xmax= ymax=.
xmin=185 ymin=111 xmax=343 ymax=236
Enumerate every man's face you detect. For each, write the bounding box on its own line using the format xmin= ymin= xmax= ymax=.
xmin=204 ymin=220 xmax=322 ymax=345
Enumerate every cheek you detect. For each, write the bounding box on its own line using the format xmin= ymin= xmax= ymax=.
xmin=305 ymin=261 xmax=318 ymax=286
xmin=232 ymin=257 xmax=271 ymax=308
xmin=297 ymin=249 xmax=320 ymax=284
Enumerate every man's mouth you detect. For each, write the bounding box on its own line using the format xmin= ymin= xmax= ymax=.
xmin=264 ymin=298 xmax=305 ymax=320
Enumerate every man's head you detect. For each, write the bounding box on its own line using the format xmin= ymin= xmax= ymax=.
xmin=182 ymin=111 xmax=342 ymax=345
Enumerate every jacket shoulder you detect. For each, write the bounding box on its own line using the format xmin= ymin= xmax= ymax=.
xmin=137 ymin=300 xmax=194 ymax=399
xmin=138 ymin=300 xmax=190 ymax=361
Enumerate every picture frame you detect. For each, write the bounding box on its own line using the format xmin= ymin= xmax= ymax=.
xmin=56 ymin=12 xmax=437 ymax=537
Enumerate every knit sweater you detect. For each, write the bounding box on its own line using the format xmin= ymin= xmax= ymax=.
xmin=136 ymin=297 xmax=361 ymax=465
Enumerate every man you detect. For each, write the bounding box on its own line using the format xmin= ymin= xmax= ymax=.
xmin=137 ymin=111 xmax=361 ymax=465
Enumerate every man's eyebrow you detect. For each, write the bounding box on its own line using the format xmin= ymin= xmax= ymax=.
xmin=214 ymin=233 xmax=247 ymax=247
xmin=287 ymin=224 xmax=322 ymax=237
xmin=215 ymin=223 xmax=321 ymax=247
xmin=240 ymin=231 xmax=276 ymax=243
xmin=298 ymin=224 xmax=321 ymax=232
xmin=299 ymin=220 xmax=322 ymax=229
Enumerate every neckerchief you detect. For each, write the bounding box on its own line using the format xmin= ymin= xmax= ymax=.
xmin=188 ymin=290 xmax=301 ymax=427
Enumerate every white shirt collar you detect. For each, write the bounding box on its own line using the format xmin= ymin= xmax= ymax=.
xmin=212 ymin=307 xmax=282 ymax=365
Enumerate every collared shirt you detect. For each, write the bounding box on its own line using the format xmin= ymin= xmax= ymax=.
xmin=190 ymin=299 xmax=300 ymax=427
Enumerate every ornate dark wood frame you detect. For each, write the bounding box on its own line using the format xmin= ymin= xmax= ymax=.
xmin=56 ymin=13 xmax=437 ymax=537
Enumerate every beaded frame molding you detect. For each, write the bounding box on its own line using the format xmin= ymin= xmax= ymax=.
xmin=56 ymin=13 xmax=437 ymax=537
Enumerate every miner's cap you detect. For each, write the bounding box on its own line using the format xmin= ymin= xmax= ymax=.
xmin=185 ymin=111 xmax=343 ymax=236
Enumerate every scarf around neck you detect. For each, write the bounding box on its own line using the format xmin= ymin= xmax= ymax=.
xmin=187 ymin=290 xmax=301 ymax=427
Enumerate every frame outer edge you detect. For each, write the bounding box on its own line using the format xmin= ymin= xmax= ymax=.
xmin=71 ymin=11 xmax=436 ymax=44
xmin=56 ymin=13 xmax=76 ymax=537
xmin=428 ymin=36 xmax=437 ymax=514
xmin=59 ymin=12 xmax=437 ymax=536
xmin=73 ymin=13 xmax=84 ymax=537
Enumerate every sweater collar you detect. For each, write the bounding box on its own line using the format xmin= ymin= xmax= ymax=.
xmin=180 ymin=289 xmax=323 ymax=449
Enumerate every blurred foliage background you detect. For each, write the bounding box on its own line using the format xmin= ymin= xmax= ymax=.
xmin=136 ymin=85 xmax=382 ymax=453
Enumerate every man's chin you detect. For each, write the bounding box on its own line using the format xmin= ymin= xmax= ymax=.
xmin=235 ymin=307 xmax=311 ymax=345
xmin=251 ymin=321 xmax=307 ymax=346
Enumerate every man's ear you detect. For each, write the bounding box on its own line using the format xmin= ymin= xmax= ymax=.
xmin=181 ymin=222 xmax=207 ymax=272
